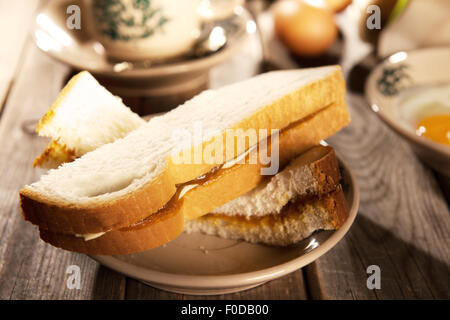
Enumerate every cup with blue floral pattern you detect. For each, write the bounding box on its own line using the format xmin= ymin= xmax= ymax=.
xmin=83 ymin=0 xmax=242 ymax=61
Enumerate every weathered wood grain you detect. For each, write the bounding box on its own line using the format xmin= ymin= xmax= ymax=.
xmin=92 ymin=266 xmax=126 ymax=300
xmin=0 ymin=44 xmax=126 ymax=299
xmin=434 ymin=173 xmax=450 ymax=206
xmin=125 ymin=270 xmax=308 ymax=300
xmin=305 ymin=93 xmax=450 ymax=299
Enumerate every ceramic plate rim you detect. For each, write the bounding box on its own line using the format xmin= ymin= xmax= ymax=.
xmin=365 ymin=46 xmax=450 ymax=158
xmin=91 ymin=155 xmax=359 ymax=290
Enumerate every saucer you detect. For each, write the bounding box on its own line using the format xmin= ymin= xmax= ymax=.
xmin=32 ymin=0 xmax=253 ymax=102
xmin=92 ymin=155 xmax=359 ymax=295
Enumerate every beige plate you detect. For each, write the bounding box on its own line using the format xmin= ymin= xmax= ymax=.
xmin=365 ymin=47 xmax=450 ymax=176
xmin=91 ymin=155 xmax=359 ymax=295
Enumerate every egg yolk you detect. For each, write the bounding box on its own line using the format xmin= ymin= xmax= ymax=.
xmin=416 ymin=115 xmax=450 ymax=146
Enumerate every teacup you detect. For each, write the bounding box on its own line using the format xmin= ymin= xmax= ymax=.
xmin=83 ymin=0 xmax=243 ymax=61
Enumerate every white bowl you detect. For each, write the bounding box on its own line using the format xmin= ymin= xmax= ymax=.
xmin=366 ymin=47 xmax=450 ymax=176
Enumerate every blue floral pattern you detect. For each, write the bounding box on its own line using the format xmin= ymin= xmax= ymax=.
xmin=92 ymin=0 xmax=170 ymax=41
xmin=377 ymin=64 xmax=411 ymax=96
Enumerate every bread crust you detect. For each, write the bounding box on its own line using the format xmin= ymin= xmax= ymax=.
xmin=33 ymin=140 xmax=76 ymax=169
xmin=20 ymin=68 xmax=348 ymax=236
xmin=309 ymin=147 xmax=341 ymax=196
xmin=40 ymin=185 xmax=349 ymax=254
xmin=21 ymin=169 xmax=177 ymax=234
xmin=323 ymin=184 xmax=349 ymax=228
xmin=39 ymin=199 xmax=185 ymax=255
xmin=185 ymin=186 xmax=349 ymax=246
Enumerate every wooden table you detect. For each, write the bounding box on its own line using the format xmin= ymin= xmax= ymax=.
xmin=0 ymin=0 xmax=448 ymax=300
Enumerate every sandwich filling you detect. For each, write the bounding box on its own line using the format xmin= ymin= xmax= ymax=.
xmin=73 ymin=142 xmax=258 ymax=241
xmin=73 ymin=144 xmax=342 ymax=242
xmin=184 ymin=187 xmax=348 ymax=246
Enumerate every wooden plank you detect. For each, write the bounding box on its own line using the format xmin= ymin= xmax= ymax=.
xmin=0 ymin=44 xmax=126 ymax=299
xmin=125 ymin=270 xmax=308 ymax=299
xmin=91 ymin=266 xmax=126 ymax=300
xmin=433 ymin=172 xmax=450 ymax=206
xmin=0 ymin=0 xmax=40 ymax=113
xmin=304 ymin=93 xmax=450 ymax=299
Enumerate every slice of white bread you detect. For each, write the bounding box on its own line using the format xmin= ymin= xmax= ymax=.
xmin=211 ymin=145 xmax=340 ymax=218
xmin=39 ymin=146 xmax=346 ymax=254
xmin=185 ymin=145 xmax=347 ymax=246
xmin=20 ymin=66 xmax=347 ymax=236
xmin=34 ymin=72 xmax=145 ymax=169
xmin=185 ymin=187 xmax=348 ymax=246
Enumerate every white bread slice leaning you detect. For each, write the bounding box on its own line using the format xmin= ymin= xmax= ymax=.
xmin=20 ymin=66 xmax=347 ymax=236
xmin=34 ymin=72 xmax=145 ymax=169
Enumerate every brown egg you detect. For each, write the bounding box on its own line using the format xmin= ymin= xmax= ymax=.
xmin=324 ymin=0 xmax=352 ymax=13
xmin=273 ymin=0 xmax=338 ymax=57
